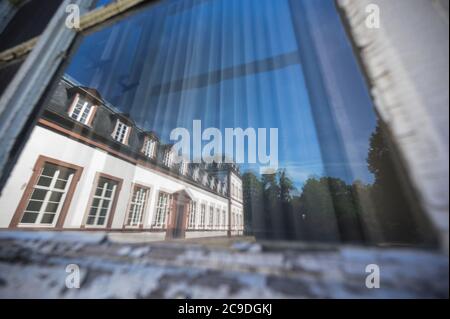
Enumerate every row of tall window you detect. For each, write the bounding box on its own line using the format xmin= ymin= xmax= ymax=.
xmin=187 ymin=202 xmax=228 ymax=230
xmin=16 ymin=159 xmax=231 ymax=231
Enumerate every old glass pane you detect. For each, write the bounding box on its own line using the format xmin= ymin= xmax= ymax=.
xmin=0 ymin=0 xmax=438 ymax=248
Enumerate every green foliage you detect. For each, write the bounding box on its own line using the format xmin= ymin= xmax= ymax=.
xmin=8 ymin=0 xmax=25 ymax=7
xmin=241 ymin=122 xmax=436 ymax=246
xmin=365 ymin=121 xmax=436 ymax=245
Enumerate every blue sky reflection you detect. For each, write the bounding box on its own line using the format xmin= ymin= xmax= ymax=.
xmin=67 ymin=0 xmax=376 ymax=189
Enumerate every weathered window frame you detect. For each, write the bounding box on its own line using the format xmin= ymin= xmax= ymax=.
xmin=0 ymin=0 xmax=447 ymax=252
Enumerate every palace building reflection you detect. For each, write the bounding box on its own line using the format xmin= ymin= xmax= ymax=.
xmin=0 ymin=75 xmax=244 ymax=239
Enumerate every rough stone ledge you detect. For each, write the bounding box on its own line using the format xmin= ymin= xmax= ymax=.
xmin=0 ymin=231 xmax=448 ymax=298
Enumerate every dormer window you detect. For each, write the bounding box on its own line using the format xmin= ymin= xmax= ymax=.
xmin=113 ymin=120 xmax=130 ymax=144
xmin=202 ymin=173 xmax=208 ymax=186
xmin=142 ymin=137 xmax=156 ymax=158
xmin=163 ymin=149 xmax=173 ymax=167
xmin=68 ymin=95 xmax=95 ymax=125
xmin=192 ymin=167 xmax=200 ymax=181
xmin=179 ymin=161 xmax=188 ymax=175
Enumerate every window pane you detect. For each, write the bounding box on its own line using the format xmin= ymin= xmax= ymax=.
xmin=44 ymin=202 xmax=59 ymax=213
xmin=86 ymin=216 xmax=96 ymax=225
xmin=25 ymin=200 xmax=43 ymax=212
xmin=88 ymin=207 xmax=97 ymax=216
xmin=20 ymin=212 xmax=39 ymax=224
xmin=49 ymin=192 xmax=63 ymax=203
xmin=57 ymin=167 xmax=74 ymax=181
xmin=101 ymin=200 xmax=110 ymax=209
xmin=41 ymin=213 xmax=56 ymax=224
xmin=91 ymin=198 xmax=100 ymax=208
xmin=37 ymin=176 xmax=52 ymax=187
xmin=41 ymin=164 xmax=58 ymax=178
xmin=30 ymin=189 xmax=47 ymax=201
xmin=54 ymin=180 xmax=67 ymax=190
xmin=1 ymin=0 xmax=439 ymax=249
xmin=104 ymin=190 xmax=113 ymax=198
xmin=98 ymin=207 xmax=107 ymax=217
xmin=95 ymin=187 xmax=104 ymax=196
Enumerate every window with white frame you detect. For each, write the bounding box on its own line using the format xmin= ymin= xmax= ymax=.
xmin=192 ymin=167 xmax=199 ymax=181
xmin=69 ymin=96 xmax=94 ymax=125
xmin=200 ymin=203 xmax=206 ymax=228
xmin=142 ymin=137 xmax=156 ymax=158
xmin=217 ymin=182 xmax=221 ymax=194
xmin=86 ymin=176 xmax=119 ymax=227
xmin=237 ymin=212 xmax=241 ymax=228
xmin=126 ymin=185 xmax=149 ymax=227
xmin=208 ymin=206 xmax=214 ymax=228
xmin=113 ymin=120 xmax=130 ymax=144
xmin=215 ymin=208 xmax=220 ymax=228
xmin=180 ymin=160 xmax=188 ymax=175
xmin=163 ymin=149 xmax=173 ymax=167
xmin=19 ymin=162 xmax=75 ymax=226
xmin=153 ymin=191 xmax=171 ymax=228
xmin=188 ymin=201 xmax=197 ymax=229
xmin=222 ymin=209 xmax=226 ymax=228
xmin=240 ymin=212 xmax=243 ymax=229
xmin=231 ymin=211 xmax=235 ymax=229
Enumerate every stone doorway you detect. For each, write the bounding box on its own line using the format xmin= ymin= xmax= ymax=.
xmin=166 ymin=190 xmax=191 ymax=239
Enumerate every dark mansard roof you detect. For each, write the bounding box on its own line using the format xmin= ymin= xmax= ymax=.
xmin=40 ymin=76 xmax=240 ymax=197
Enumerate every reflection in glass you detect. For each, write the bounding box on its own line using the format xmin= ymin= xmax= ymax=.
xmin=1 ymin=0 xmax=437 ymax=246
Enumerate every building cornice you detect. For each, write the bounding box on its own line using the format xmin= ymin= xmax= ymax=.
xmin=37 ymin=115 xmax=231 ymax=201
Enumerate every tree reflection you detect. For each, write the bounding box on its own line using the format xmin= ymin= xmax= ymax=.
xmin=244 ymin=122 xmax=438 ymax=246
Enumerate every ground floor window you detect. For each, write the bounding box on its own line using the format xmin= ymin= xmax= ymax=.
xmin=125 ymin=185 xmax=149 ymax=227
xmin=85 ymin=175 xmax=121 ymax=227
xmin=222 ymin=210 xmax=227 ymax=229
xmin=231 ymin=211 xmax=235 ymax=230
xmin=200 ymin=204 xmax=206 ymax=229
xmin=188 ymin=201 xmax=197 ymax=229
xmin=208 ymin=206 xmax=214 ymax=229
xmin=153 ymin=191 xmax=171 ymax=228
xmin=215 ymin=208 xmax=221 ymax=229
xmin=18 ymin=161 xmax=76 ymax=227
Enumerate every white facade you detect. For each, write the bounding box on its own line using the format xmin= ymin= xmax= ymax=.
xmin=229 ymin=171 xmax=244 ymax=236
xmin=0 ymin=125 xmax=244 ymax=238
